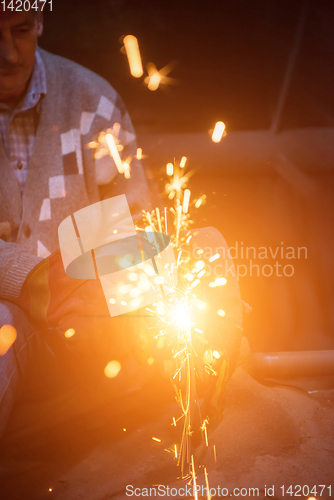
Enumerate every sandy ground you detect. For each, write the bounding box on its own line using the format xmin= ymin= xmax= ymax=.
xmin=1 ymin=368 xmax=333 ymax=500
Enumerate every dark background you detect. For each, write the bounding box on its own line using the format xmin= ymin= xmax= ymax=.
xmin=41 ymin=0 xmax=334 ymax=133
xmin=40 ymin=0 xmax=334 ymax=352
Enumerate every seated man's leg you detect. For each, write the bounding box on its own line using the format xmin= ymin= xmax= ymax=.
xmin=0 ymin=301 xmax=153 ymax=459
xmin=0 ymin=302 xmax=80 ymax=445
xmin=0 ymin=301 xmax=36 ymax=439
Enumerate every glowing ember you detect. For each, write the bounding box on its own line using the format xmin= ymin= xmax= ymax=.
xmin=209 ymin=253 xmax=220 ymax=262
xmin=123 ymin=162 xmax=131 ymax=179
xmin=191 ymin=455 xmax=199 ymax=500
xmin=204 ymin=468 xmax=211 ymax=500
xmin=136 ymin=147 xmax=142 ymax=159
xmin=152 ymin=437 xmax=161 ymax=442
xmin=215 ymin=277 xmax=227 ymax=286
xmin=123 ymin=35 xmax=143 ymax=78
xmin=212 ymin=121 xmax=226 ymax=143
xmin=166 ymin=162 xmax=174 ymax=176
xmin=105 ymin=133 xmax=124 ymax=174
xmin=180 ymin=156 xmax=187 ymax=168
xmin=195 ymin=260 xmax=205 ymax=271
xmin=64 ymin=328 xmax=75 ymax=338
xmin=182 ymin=189 xmax=191 ymax=214
xmin=104 ymin=360 xmax=121 ymax=378
xmin=145 ymin=61 xmax=176 ymax=90
xmin=147 ymin=70 xmax=161 ymax=91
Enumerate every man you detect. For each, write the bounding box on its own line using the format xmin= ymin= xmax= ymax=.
xmin=0 ymin=4 xmax=150 ymax=457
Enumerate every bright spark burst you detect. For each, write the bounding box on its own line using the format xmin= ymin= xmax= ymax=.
xmin=132 ymin=156 xmax=230 ymax=482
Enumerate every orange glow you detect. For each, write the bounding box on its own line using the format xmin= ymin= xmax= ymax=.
xmin=180 ymin=156 xmax=187 ymax=168
xmin=182 ymin=189 xmax=191 ymax=213
xmin=166 ymin=162 xmax=174 ymax=176
xmin=104 ymin=360 xmax=121 ymax=378
xmin=136 ymin=147 xmax=142 ymax=160
xmin=123 ymin=35 xmax=143 ymax=78
xmin=64 ymin=328 xmax=75 ymax=338
xmin=0 ymin=325 xmax=17 ymax=355
xmin=106 ymin=134 xmax=124 ymax=173
xmin=212 ymin=121 xmax=226 ymax=143
xmin=217 ymin=309 xmax=226 ymax=317
xmin=152 ymin=437 xmax=161 ymax=442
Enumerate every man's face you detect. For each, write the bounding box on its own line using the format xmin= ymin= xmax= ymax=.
xmin=0 ymin=10 xmax=43 ymax=101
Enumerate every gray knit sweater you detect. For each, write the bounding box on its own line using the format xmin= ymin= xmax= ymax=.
xmin=0 ymin=48 xmax=149 ymax=303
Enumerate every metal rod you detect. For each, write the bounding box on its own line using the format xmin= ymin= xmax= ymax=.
xmin=252 ymin=350 xmax=334 ymax=378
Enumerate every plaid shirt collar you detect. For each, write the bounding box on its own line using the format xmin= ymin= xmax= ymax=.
xmin=0 ymin=48 xmax=47 ymax=116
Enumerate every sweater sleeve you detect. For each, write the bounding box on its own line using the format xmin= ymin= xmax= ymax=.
xmin=0 ymin=239 xmax=42 ymax=303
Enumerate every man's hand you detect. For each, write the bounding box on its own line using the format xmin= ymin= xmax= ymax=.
xmin=19 ymin=250 xmax=133 ymax=366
